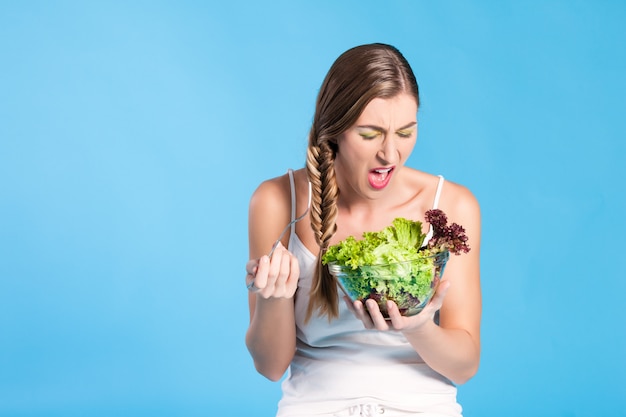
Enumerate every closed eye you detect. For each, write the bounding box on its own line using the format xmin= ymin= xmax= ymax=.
xmin=359 ymin=131 xmax=382 ymax=140
xmin=397 ymin=129 xmax=415 ymax=138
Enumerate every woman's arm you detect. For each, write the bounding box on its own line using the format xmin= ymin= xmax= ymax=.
xmin=402 ymin=184 xmax=481 ymax=384
xmin=352 ymin=183 xmax=482 ymax=384
xmin=244 ymin=176 xmax=300 ymax=381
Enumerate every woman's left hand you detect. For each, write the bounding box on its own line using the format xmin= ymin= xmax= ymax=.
xmin=345 ymin=280 xmax=451 ymax=332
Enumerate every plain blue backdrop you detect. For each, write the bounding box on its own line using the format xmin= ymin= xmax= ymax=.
xmin=1 ymin=1 xmax=625 ymax=416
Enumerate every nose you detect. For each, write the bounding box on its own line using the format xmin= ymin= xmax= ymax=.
xmin=376 ymin=137 xmax=398 ymax=164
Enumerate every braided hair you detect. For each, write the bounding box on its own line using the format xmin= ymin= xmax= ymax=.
xmin=305 ymin=43 xmax=420 ymax=321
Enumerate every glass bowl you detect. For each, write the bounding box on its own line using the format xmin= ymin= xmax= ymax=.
xmin=328 ymin=250 xmax=450 ymax=318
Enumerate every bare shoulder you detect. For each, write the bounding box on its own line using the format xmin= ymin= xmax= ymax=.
xmin=248 ymin=173 xmax=293 ymax=258
xmin=249 ymin=168 xmax=308 ymax=214
xmin=249 ymin=174 xmax=291 ymax=214
xmin=402 ymin=170 xmax=479 ymax=220
xmin=436 ymin=177 xmax=481 ymax=259
xmin=439 ymin=178 xmax=480 ymax=223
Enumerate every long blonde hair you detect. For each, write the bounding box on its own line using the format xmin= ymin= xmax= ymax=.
xmin=305 ymin=43 xmax=420 ymax=321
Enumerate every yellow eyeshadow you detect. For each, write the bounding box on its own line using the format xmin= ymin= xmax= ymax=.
xmin=359 ymin=131 xmax=380 ymax=139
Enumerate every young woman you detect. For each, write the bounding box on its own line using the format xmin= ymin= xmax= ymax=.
xmin=245 ymin=43 xmax=481 ymax=417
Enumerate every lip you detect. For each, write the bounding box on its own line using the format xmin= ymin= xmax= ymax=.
xmin=368 ymin=166 xmax=395 ymax=190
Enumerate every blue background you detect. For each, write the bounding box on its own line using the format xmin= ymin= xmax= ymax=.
xmin=1 ymin=1 xmax=625 ymax=416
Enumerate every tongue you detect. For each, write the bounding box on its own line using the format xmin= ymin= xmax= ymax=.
xmin=369 ymin=171 xmax=389 ymax=189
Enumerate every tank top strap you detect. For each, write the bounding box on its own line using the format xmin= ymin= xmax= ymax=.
xmin=287 ymin=169 xmax=312 ymax=242
xmin=422 ymin=175 xmax=445 ymax=247
xmin=288 ymin=169 xmax=297 ymax=223
xmin=432 ymin=175 xmax=445 ymax=210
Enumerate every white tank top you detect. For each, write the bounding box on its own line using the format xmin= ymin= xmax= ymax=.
xmin=277 ymin=171 xmax=462 ymax=417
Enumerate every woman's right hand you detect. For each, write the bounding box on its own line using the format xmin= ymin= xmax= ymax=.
xmin=246 ymin=242 xmax=300 ymax=299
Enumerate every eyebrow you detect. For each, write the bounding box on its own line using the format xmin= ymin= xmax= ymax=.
xmin=356 ymin=121 xmax=417 ymax=132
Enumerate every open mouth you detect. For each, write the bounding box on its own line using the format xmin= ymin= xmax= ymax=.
xmin=368 ymin=167 xmax=394 ymax=190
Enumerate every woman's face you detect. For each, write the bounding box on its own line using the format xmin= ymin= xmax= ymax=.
xmin=334 ymin=93 xmax=418 ymax=199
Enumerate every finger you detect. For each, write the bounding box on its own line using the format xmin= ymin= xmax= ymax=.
xmin=365 ymin=299 xmax=389 ymax=331
xmin=410 ymin=279 xmax=450 ymax=319
xmin=270 ymin=240 xmax=285 ymax=259
xmin=278 ymin=247 xmax=292 ymax=284
xmin=428 ymin=279 xmax=451 ymax=311
xmin=284 ymin=253 xmax=300 ymax=296
xmin=342 ymin=296 xmax=357 ymax=314
xmin=251 ymin=255 xmax=271 ymax=291
xmin=353 ymin=300 xmax=374 ymax=329
xmin=245 ymin=261 xmax=259 ymax=290
xmin=264 ymin=247 xmax=285 ymax=291
xmin=245 ymin=259 xmax=259 ymax=276
xmin=246 ymin=273 xmax=260 ymax=293
xmin=386 ymin=300 xmax=405 ymax=329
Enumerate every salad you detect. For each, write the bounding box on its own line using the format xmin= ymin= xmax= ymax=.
xmin=322 ymin=209 xmax=470 ymax=316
